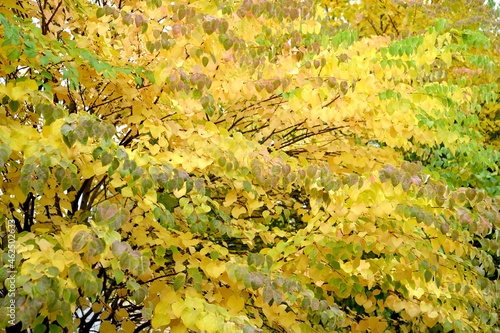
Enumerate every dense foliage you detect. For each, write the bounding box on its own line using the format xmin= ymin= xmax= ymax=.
xmin=323 ymin=0 xmax=500 ymax=194
xmin=0 ymin=0 xmax=499 ymax=332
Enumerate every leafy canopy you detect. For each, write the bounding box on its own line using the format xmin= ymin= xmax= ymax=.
xmin=0 ymin=0 xmax=499 ymax=332
xmin=322 ymin=0 xmax=500 ymax=194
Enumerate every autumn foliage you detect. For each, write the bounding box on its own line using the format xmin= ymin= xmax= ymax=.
xmin=0 ymin=0 xmax=499 ymax=332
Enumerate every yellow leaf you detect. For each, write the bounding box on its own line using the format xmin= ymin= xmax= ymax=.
xmin=347 ymin=202 xmax=366 ymax=222
xmin=278 ymin=311 xmax=296 ymax=328
xmin=110 ymin=178 xmax=126 ymax=188
xmin=37 ymin=239 xmax=53 ymax=252
xmin=413 ymin=288 xmax=425 ymax=299
xmin=262 ymin=304 xmax=278 ymax=325
xmin=206 ymin=262 xmax=225 ymax=279
xmin=314 ymin=22 xmax=321 ymax=34
xmin=121 ymin=320 xmax=135 ymax=333
xmin=223 ymin=191 xmax=238 ymax=207
xmin=152 ymin=301 xmax=171 ymax=328
xmin=121 ymin=187 xmax=133 ymax=197
xmin=93 ymin=163 xmax=108 ymax=177
xmin=229 ymin=79 xmax=244 ymax=95
xmin=289 ymin=96 xmax=302 ymax=111
xmin=341 ymin=261 xmax=353 ymax=274
xmin=172 ymin=301 xmax=185 ymax=318
xmin=227 ymin=294 xmax=245 ymax=315
xmin=371 ymin=200 xmax=394 ymax=217
xmin=427 ymin=310 xmax=439 ymax=319
xmin=442 ymin=51 xmax=451 ymax=67
xmin=422 ymin=312 xmax=439 ymax=328
xmin=51 ymin=252 xmax=66 ymax=273
xmin=385 ymin=295 xmax=405 ymax=312
xmin=388 ymin=236 xmax=403 ymax=250
xmin=99 ymin=321 xmax=117 ymax=333
xmin=420 ymin=301 xmax=433 ymax=313
xmin=170 ymin=322 xmax=187 ymax=333
xmin=319 ymin=221 xmax=332 ymax=234
xmin=198 ymin=314 xmax=223 ymax=333
xmin=11 ymin=86 xmax=27 ymax=101
xmin=246 ymin=198 xmax=264 ymax=214
xmin=363 ymin=298 xmax=374 ymax=311
xmin=355 ymin=293 xmax=366 ymax=306
xmin=231 ymin=206 xmax=246 ymax=218
xmin=181 ymin=307 xmax=199 ymax=328
xmin=92 ymin=302 xmax=103 ymax=313
xmin=405 ymin=302 xmax=421 ymax=318
xmin=10 ymin=128 xmax=29 ymax=152
xmin=173 ymin=184 xmax=187 ymax=198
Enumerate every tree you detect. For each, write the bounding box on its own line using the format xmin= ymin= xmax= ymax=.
xmin=322 ymin=0 xmax=500 ymax=195
xmin=0 ymin=0 xmax=499 ymax=332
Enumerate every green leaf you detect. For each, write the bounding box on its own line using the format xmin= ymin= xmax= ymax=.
xmin=72 ymin=231 xmax=88 ymax=252
xmin=217 ymin=156 xmax=226 ymax=167
xmin=116 ymin=147 xmax=128 ymax=160
xmin=302 ymin=297 xmax=311 ymax=309
xmin=24 ymin=47 xmax=37 ymax=58
xmin=251 ymin=274 xmax=263 ymax=290
xmin=201 ymin=96 xmax=209 ymax=108
xmin=8 ymin=48 xmax=21 ymax=61
xmin=63 ymin=288 xmax=77 ymax=303
xmin=330 ymin=261 xmax=340 ymax=270
xmin=8 ymin=100 xmax=20 ymax=112
xmin=101 ymin=152 xmax=113 ymax=166
xmin=96 ymin=202 xmax=118 ymax=221
xmin=443 ymin=321 xmax=454 ymax=332
xmin=173 ymin=274 xmax=185 ymax=291
xmin=36 ymin=276 xmax=51 ymax=295
xmin=33 ymin=179 xmax=45 ymax=195
xmin=111 ymin=208 xmax=130 ymax=230
xmin=242 ymin=325 xmax=257 ymax=333
xmin=34 ymin=324 xmax=47 ymax=333
xmin=202 ymin=56 xmax=209 ymax=67
xmin=234 ymin=266 xmax=247 ymax=281
xmin=84 ymin=279 xmax=98 ymax=296
xmin=47 ymin=266 xmax=60 ymax=277
xmin=61 ymin=176 xmax=72 ymax=191
xmin=424 ymin=270 xmax=432 ymax=282
xmin=114 ymin=269 xmax=125 ymax=284
xmin=192 ymin=89 xmax=202 ymax=100
xmin=223 ymin=38 xmax=234 ymax=50
xmin=40 ymin=154 xmax=51 ymax=167
xmin=40 ymin=55 xmax=49 ymax=66
xmin=87 ymin=238 xmax=105 ymax=258
xmin=262 ymin=285 xmax=273 ymax=303
xmin=73 ymin=272 xmax=85 ymax=287
xmin=133 ymin=286 xmax=147 ymax=304
xmin=49 ymin=324 xmax=63 ymax=333
xmin=96 ymin=7 xmax=106 ymax=18
xmin=20 ymin=179 xmax=31 ymax=196
xmin=127 ymin=279 xmax=140 ymax=291
xmin=158 ymin=193 xmax=178 ymax=211
xmin=56 ymin=314 xmax=67 ymax=327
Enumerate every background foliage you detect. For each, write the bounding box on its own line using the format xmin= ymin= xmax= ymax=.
xmin=0 ymin=0 xmax=499 ymax=332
